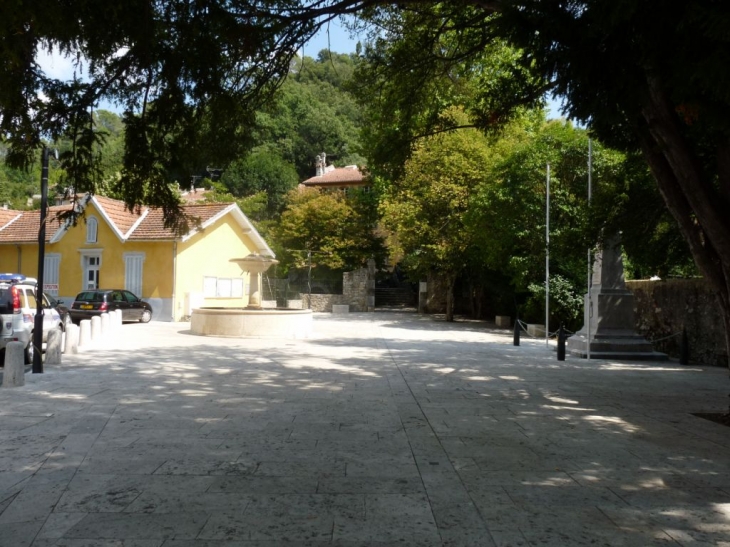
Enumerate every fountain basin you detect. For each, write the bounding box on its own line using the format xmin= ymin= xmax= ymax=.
xmin=190 ymin=307 xmax=313 ymax=338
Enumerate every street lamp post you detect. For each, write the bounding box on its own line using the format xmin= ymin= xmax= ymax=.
xmin=32 ymin=147 xmax=51 ymax=374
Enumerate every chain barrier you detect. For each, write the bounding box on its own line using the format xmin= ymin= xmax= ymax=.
xmin=520 ymin=324 xmax=682 ymax=343
xmin=647 ymin=331 xmax=683 ymax=343
xmin=517 ymin=319 xmax=566 ymax=340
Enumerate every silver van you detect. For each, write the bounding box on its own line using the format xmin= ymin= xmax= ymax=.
xmin=0 ymin=274 xmax=65 ymax=364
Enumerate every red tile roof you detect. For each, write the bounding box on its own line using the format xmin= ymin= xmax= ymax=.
xmin=128 ymin=203 xmax=230 ymax=240
xmin=0 ymin=196 xmax=229 ymax=243
xmin=0 ymin=209 xmax=22 ymax=228
xmin=302 ymin=165 xmax=367 ymax=187
xmin=93 ymin=195 xmax=147 ymax=236
xmin=0 ymin=206 xmax=69 ymax=244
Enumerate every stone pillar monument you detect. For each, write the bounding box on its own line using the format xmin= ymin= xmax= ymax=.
xmin=567 ymin=235 xmax=667 ymax=360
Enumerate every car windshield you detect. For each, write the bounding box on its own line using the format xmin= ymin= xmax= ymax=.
xmin=75 ymin=291 xmax=106 ymax=302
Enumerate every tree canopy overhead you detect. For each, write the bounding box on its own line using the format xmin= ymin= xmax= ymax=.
xmin=2 ymin=0 xmax=730 ymax=357
xmin=1 ymin=0 xmax=312 ymax=227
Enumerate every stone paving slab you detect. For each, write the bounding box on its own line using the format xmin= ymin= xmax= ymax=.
xmin=1 ymin=312 xmax=730 ymax=546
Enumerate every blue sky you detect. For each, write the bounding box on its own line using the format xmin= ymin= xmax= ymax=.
xmin=301 ymin=18 xmax=361 ymax=57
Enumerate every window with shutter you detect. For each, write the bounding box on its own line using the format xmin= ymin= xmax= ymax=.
xmin=124 ymin=253 xmax=145 ymax=296
xmin=86 ymin=217 xmax=98 ymax=243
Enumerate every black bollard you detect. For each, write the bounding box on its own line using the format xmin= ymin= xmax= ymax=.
xmin=557 ymin=323 xmax=566 ymax=361
xmin=513 ymin=318 xmax=520 ymax=346
xmin=680 ymin=327 xmax=689 ymax=365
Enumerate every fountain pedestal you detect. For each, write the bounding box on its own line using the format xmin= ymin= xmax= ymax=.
xmin=189 ymin=253 xmax=313 ymax=338
xmin=238 ymin=254 xmax=274 ymax=309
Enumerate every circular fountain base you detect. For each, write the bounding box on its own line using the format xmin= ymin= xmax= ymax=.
xmin=190 ymin=307 xmax=313 ymax=339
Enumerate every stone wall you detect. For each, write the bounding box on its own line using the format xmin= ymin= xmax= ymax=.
xmin=626 ymin=279 xmax=727 ymax=367
xmin=301 ymin=260 xmax=376 ymax=313
xmin=342 ymin=268 xmax=367 ymax=311
xmin=301 ymin=293 xmax=347 ymax=312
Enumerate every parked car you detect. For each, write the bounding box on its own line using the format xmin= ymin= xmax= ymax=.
xmin=46 ymin=294 xmax=72 ymax=330
xmin=69 ymin=289 xmax=153 ymax=324
xmin=0 ymin=273 xmax=65 ymax=364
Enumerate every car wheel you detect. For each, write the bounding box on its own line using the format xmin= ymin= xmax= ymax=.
xmin=24 ymin=338 xmax=33 ymax=365
xmin=140 ymin=310 xmax=152 ymax=323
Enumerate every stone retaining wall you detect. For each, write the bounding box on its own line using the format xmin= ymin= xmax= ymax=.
xmin=626 ymin=279 xmax=727 ymax=367
xmin=301 ymin=260 xmax=376 ymax=313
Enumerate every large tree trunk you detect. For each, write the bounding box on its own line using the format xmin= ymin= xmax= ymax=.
xmin=638 ymin=73 xmax=730 ymax=384
xmin=446 ymin=273 xmax=456 ymax=322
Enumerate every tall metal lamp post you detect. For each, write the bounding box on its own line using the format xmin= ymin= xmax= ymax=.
xmin=32 ymin=147 xmax=53 ymax=374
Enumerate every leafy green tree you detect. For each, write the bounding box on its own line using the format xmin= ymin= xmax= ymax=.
xmin=1 ymin=0 xmax=262 ymax=226
xmin=524 ymin=275 xmax=585 ymax=331
xmin=276 ymin=187 xmax=383 ymax=272
xmin=94 ymin=110 xmax=126 ymax=189
xmin=197 ymin=180 xmax=276 ymax=246
xmin=220 ymin=146 xmax=299 ymax=218
xmin=255 ymin=52 xmax=365 ymax=180
xmin=0 ymin=141 xmax=42 ymax=209
xmin=380 ymin=110 xmax=492 ymax=321
xmin=468 ymin=120 xmax=624 ymax=326
xmin=0 ymin=178 xmax=10 ymax=206
xmin=594 ymin=152 xmax=697 ymax=280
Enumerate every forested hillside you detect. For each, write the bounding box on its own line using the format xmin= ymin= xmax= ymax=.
xmin=0 ymin=51 xmax=363 ymax=216
xmin=0 ymin=110 xmax=126 ymax=209
xmin=219 ymin=50 xmax=365 ymax=222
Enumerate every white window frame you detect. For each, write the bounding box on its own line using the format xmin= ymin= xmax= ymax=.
xmin=203 ymin=276 xmax=217 ymax=298
xmin=86 ymin=216 xmax=98 ymax=243
xmin=79 ymin=249 xmax=102 ymax=290
xmin=216 ymin=278 xmax=232 ymax=297
xmin=202 ymin=276 xmax=243 ymax=298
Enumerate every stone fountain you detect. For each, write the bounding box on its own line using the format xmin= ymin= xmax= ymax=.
xmin=190 ymin=253 xmax=313 ymax=338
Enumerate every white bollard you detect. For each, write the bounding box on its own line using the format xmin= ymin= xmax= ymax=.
xmin=65 ymin=323 xmax=80 ymax=354
xmin=79 ymin=319 xmax=91 ymax=348
xmin=100 ymin=313 xmax=110 ymax=334
xmin=45 ymin=328 xmax=63 ymax=365
xmin=115 ymin=309 xmax=123 ymax=328
xmin=2 ymin=341 xmax=25 ymax=387
xmin=90 ymin=316 xmax=101 ymax=340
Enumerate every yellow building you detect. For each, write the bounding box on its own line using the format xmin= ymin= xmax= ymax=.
xmin=0 ymin=195 xmax=274 ymax=321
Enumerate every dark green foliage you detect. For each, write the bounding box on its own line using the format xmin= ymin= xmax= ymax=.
xmin=0 ymin=0 xmax=287 ymax=228
xmin=524 ymin=275 xmax=584 ymax=332
xmin=276 ymin=187 xmax=385 ymax=272
xmin=255 ymin=52 xmax=365 ymax=180
xmin=220 ymin=146 xmax=299 ymax=219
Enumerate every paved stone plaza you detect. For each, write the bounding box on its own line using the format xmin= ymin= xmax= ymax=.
xmin=1 ymin=312 xmax=730 ymax=546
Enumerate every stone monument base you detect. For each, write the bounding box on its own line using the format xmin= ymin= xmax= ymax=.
xmin=567 ymin=332 xmax=668 ymax=360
